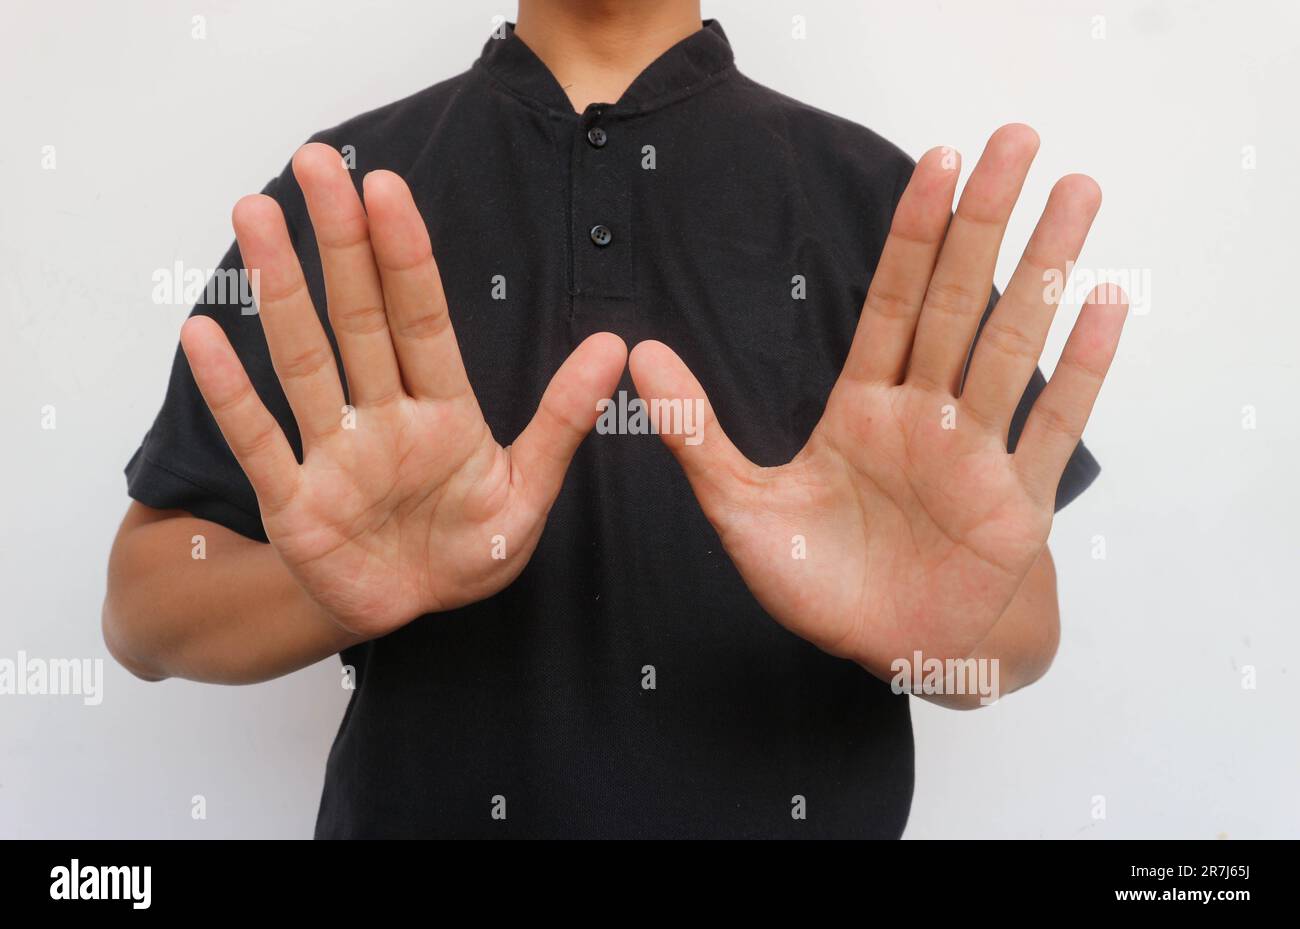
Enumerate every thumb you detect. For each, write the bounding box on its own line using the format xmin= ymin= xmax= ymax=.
xmin=627 ymin=340 xmax=759 ymax=522
xmin=510 ymin=331 xmax=628 ymax=510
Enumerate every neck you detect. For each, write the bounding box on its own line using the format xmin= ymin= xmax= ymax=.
xmin=515 ymin=0 xmax=703 ymax=112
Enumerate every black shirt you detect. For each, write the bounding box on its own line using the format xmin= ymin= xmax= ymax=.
xmin=126 ymin=20 xmax=1099 ymax=838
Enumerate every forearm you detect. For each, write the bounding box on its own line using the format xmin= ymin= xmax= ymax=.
xmin=103 ymin=503 xmax=363 ymax=685
xmin=916 ymin=547 xmax=1061 ymax=710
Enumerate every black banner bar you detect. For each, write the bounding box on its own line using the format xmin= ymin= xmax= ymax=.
xmin=0 ymin=838 xmax=1282 ymax=915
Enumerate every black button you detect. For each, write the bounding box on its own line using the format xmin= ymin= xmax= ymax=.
xmin=587 ymin=126 xmax=607 ymax=148
xmin=589 ymin=224 xmax=612 ymax=247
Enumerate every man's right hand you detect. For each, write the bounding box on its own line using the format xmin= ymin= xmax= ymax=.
xmin=180 ymin=143 xmax=626 ymax=639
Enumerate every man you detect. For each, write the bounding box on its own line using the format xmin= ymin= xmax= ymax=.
xmin=104 ymin=0 xmax=1126 ymax=838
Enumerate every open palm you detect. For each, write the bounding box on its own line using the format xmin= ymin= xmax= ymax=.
xmin=630 ymin=125 xmax=1127 ymax=677
xmin=182 ymin=144 xmax=625 ymax=638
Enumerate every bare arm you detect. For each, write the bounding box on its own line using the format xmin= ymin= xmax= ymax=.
xmin=103 ymin=501 xmax=361 ymax=684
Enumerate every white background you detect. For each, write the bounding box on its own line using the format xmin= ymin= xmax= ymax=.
xmin=2 ymin=0 xmax=1297 ymax=838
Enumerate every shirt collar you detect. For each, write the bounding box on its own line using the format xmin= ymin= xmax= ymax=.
xmin=475 ymin=19 xmax=736 ymax=116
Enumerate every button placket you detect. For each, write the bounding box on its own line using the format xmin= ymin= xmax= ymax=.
xmin=569 ymin=107 xmax=634 ymax=332
xmin=585 ymin=111 xmax=612 ymax=251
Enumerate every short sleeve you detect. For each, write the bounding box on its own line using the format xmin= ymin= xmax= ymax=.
xmin=125 ymin=166 xmax=308 ymax=541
